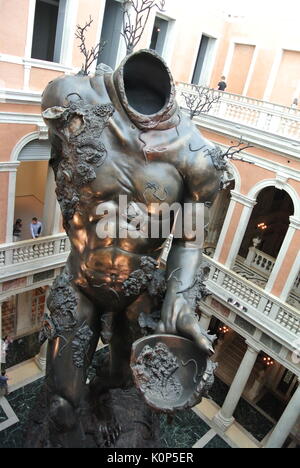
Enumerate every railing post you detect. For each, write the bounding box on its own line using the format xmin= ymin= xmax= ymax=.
xmin=245 ymin=246 xmax=257 ymax=266
xmin=5 ymin=248 xmax=13 ymax=266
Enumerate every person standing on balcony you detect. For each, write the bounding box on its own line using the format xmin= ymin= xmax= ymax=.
xmin=30 ymin=217 xmax=43 ymax=239
xmin=217 ymin=76 xmax=227 ymax=91
xmin=291 ymin=98 xmax=298 ymax=108
xmin=13 ymin=218 xmax=22 ymax=242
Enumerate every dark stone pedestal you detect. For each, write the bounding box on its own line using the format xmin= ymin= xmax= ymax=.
xmin=24 ymin=384 xmax=160 ymax=448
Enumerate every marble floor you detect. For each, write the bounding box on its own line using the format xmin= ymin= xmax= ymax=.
xmin=0 ymin=355 xmax=273 ymax=449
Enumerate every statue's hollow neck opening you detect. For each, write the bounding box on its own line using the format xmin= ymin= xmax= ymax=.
xmin=123 ymin=52 xmax=171 ymax=116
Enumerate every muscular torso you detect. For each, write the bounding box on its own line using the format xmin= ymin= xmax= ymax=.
xmin=42 ymin=72 xmax=220 ymax=303
xmin=67 ymin=128 xmax=184 ymax=294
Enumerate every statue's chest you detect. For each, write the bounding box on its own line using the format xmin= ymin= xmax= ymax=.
xmin=90 ymin=156 xmax=184 ymax=206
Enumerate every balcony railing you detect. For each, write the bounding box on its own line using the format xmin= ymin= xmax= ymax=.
xmin=244 ymin=246 xmax=275 ymax=276
xmin=176 ymin=82 xmax=300 ymax=141
xmin=205 ymin=255 xmax=300 ymax=340
xmin=0 ymin=233 xmax=70 ymax=274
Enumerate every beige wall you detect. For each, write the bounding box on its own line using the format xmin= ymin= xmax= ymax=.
xmin=0 ymin=124 xmax=37 ymax=162
xmin=210 ymin=14 xmax=300 ymax=105
xmin=247 ymin=49 xmax=274 ymax=100
xmin=29 ymin=68 xmax=64 ymax=92
xmin=271 ymin=50 xmax=300 ymax=106
xmin=227 ymin=44 xmax=255 ymax=94
xmin=0 ymin=63 xmax=24 ymax=89
xmin=15 ymin=161 xmax=48 ymax=203
xmin=72 ymin=0 xmax=106 ymax=69
xmin=0 ymin=0 xmax=29 ymax=56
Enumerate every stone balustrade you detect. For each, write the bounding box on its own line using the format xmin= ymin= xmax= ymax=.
xmin=245 ymin=246 xmax=275 ymax=276
xmin=205 ymin=255 xmax=300 ymax=340
xmin=176 ymin=82 xmax=300 ymax=140
xmin=0 ymin=233 xmax=70 ymax=271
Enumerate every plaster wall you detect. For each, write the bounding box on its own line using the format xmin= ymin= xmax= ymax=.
xmin=0 ymin=0 xmax=29 ymax=56
xmin=0 ymin=124 xmax=37 ymax=162
xmin=15 ymin=161 xmax=48 ymax=203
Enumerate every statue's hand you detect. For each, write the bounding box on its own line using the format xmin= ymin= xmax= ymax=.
xmin=156 ymin=293 xmax=215 ymax=355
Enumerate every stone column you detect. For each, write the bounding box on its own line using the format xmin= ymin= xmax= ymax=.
xmin=199 ymin=310 xmax=212 ymax=330
xmin=206 ymin=190 xmax=227 ymax=245
xmin=213 ymin=339 xmax=260 ymax=431
xmin=0 ymin=300 xmax=3 ymax=342
xmin=224 ymin=191 xmax=257 ymax=269
xmin=264 ymin=379 xmax=300 ymax=448
xmin=35 ymin=340 xmax=48 ymax=371
xmin=42 ymin=167 xmax=61 ymax=236
xmin=213 ymin=197 xmax=236 ymax=262
xmin=265 ymin=217 xmax=300 ymax=294
xmin=34 ymin=287 xmax=49 ymax=371
xmin=0 ymin=162 xmax=20 ymax=243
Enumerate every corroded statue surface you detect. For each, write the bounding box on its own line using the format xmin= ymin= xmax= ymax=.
xmin=26 ymin=50 xmax=224 ymax=448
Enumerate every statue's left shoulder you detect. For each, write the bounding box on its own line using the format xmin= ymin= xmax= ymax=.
xmin=182 ymin=122 xmax=222 ymax=203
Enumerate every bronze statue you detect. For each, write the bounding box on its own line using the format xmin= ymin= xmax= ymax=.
xmin=29 ymin=49 xmax=224 ymax=448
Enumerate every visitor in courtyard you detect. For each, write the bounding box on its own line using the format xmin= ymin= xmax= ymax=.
xmin=30 ymin=217 xmax=43 ymax=239
xmin=217 ymin=76 xmax=227 ymax=91
xmin=1 ymin=336 xmax=10 ymax=373
xmin=291 ymin=98 xmax=298 ymax=108
xmin=0 ymin=371 xmax=9 ymax=397
xmin=13 ymin=218 xmax=22 ymax=242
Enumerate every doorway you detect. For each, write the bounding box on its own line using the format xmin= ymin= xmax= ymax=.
xmin=192 ymin=34 xmax=216 ymax=86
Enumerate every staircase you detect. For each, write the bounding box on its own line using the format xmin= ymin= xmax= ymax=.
xmin=214 ymin=333 xmax=262 ymax=395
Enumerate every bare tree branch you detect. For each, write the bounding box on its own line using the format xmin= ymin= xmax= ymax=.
xmin=121 ymin=0 xmax=165 ymax=54
xmin=75 ymin=16 xmax=107 ymax=75
xmin=222 ymin=137 xmax=253 ymax=162
xmin=181 ymin=85 xmax=221 ymax=120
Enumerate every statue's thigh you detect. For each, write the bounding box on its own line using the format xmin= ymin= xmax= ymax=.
xmin=44 ymin=271 xmax=101 ymax=405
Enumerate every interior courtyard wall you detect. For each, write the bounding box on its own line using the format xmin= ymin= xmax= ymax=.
xmin=0 ymin=125 xmax=37 ymax=163
xmin=210 ymin=14 xmax=300 ymax=105
xmin=0 ymin=63 xmax=24 ymax=89
xmin=0 ymin=0 xmax=30 ymax=56
xmin=29 ymin=68 xmax=64 ymax=91
xmin=15 ymin=161 xmax=48 ymax=203
xmin=71 ymin=0 xmax=105 ymax=69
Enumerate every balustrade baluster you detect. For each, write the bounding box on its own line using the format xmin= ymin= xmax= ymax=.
xmin=60 ymin=239 xmax=66 ymax=253
xmin=28 ymin=246 xmax=34 ymax=260
xmin=39 ymin=244 xmax=45 ymax=257
xmin=44 ymin=243 xmax=49 ymax=256
xmin=0 ymin=250 xmax=5 ymax=266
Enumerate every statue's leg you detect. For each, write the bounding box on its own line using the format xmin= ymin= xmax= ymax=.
xmin=109 ymin=292 xmax=152 ymax=386
xmin=42 ymin=269 xmax=100 ymax=444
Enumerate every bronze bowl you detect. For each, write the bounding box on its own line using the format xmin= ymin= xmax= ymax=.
xmin=130 ymin=334 xmax=209 ymax=413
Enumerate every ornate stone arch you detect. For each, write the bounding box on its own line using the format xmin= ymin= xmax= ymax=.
xmin=247 ymin=179 xmax=299 ymax=218
xmin=10 ymin=131 xmax=41 ymax=162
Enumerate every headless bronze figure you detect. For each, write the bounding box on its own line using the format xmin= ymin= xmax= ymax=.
xmin=37 ymin=50 xmax=223 ymax=448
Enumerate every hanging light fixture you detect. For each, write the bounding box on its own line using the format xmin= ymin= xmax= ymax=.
xmin=262 ymin=354 xmax=274 ymax=367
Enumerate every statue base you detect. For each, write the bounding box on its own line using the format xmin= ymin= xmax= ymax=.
xmin=24 ymin=383 xmax=161 ymax=448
